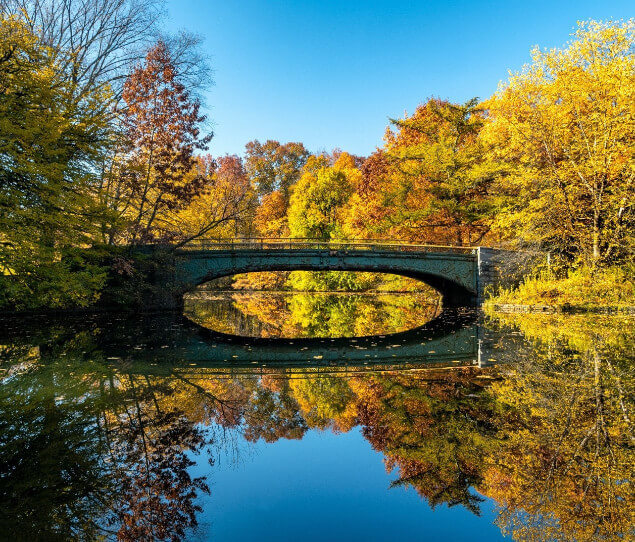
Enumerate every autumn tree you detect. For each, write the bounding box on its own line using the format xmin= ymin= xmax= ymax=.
xmin=253 ymin=190 xmax=288 ymax=237
xmin=108 ymin=41 xmax=212 ymax=243
xmin=341 ymin=149 xmax=392 ymax=239
xmin=0 ymin=14 xmax=110 ymax=309
xmin=287 ymin=152 xmax=359 ymax=240
xmin=300 ymin=152 xmax=332 ymax=175
xmin=284 ymin=152 xmax=366 ymax=290
xmin=247 ymin=140 xmax=310 ymax=238
xmin=170 ymin=154 xmax=257 ymax=244
xmin=483 ymin=20 xmax=635 ymax=265
xmin=244 ymin=140 xmax=309 ymax=199
xmin=1 ymin=0 xmax=211 ymax=101
xmin=0 ymin=4 xmax=217 ymax=310
xmin=374 ymin=98 xmax=498 ymax=245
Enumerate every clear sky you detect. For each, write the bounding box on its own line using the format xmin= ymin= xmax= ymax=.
xmin=164 ymin=0 xmax=632 ymax=158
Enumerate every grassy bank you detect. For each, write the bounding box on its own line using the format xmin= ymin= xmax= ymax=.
xmin=485 ymin=266 xmax=635 ymax=311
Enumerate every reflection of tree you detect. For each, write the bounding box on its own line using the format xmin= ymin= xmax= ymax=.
xmin=186 ymin=291 xmax=439 ymax=338
xmin=170 ymin=365 xmax=501 ymax=513
xmin=291 ymin=375 xmax=357 ymax=431
xmin=101 ymin=374 xmax=212 ymax=541
xmin=1 ymin=312 xmax=632 ymax=541
xmin=483 ymin=314 xmax=634 ymax=542
xmin=0 ymin=362 xmax=110 ymax=541
xmin=173 ymin=311 xmax=634 ymax=540
xmin=355 ymin=370 xmax=498 ymax=513
xmin=243 ymin=381 xmax=308 ymax=442
xmin=0 ymin=345 xmax=215 ymax=541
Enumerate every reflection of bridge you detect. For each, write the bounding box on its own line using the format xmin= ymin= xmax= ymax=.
xmin=131 ymin=309 xmax=483 ymax=368
xmin=142 ymin=239 xmax=506 ymax=309
xmin=0 ymin=310 xmax=497 ymax=371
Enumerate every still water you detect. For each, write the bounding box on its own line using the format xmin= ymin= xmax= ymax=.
xmin=0 ymin=291 xmax=632 ymax=541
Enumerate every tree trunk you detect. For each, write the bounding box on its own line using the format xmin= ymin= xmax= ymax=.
xmin=592 ymin=208 xmax=600 ymax=267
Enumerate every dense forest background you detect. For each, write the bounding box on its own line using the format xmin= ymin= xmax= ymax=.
xmin=0 ymin=1 xmax=633 ymax=309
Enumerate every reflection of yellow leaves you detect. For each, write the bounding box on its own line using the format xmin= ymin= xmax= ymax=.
xmin=484 ymin=312 xmax=634 ymax=542
xmin=487 ymin=311 xmax=634 ymax=354
xmin=290 ymin=376 xmax=357 ymax=432
xmin=5 ymin=303 xmax=632 ymax=541
xmin=186 ymin=291 xmax=439 ymax=339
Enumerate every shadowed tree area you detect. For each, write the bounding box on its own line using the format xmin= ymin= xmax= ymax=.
xmin=0 ymin=350 xmax=215 ymax=541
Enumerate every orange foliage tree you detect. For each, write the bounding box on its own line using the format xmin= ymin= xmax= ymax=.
xmin=110 ymin=41 xmax=212 ymax=243
xmin=353 ymin=98 xmax=499 ymax=245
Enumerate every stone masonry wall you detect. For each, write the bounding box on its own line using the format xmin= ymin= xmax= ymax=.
xmin=477 ymin=247 xmax=541 ymax=303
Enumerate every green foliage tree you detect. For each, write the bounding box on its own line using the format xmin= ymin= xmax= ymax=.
xmin=0 ymin=14 xmax=110 ymax=309
xmin=287 ymin=159 xmax=356 ymax=240
xmin=244 ymin=140 xmax=309 ymax=199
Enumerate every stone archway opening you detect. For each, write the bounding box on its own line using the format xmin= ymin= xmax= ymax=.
xmin=183 ymin=271 xmax=443 ymax=339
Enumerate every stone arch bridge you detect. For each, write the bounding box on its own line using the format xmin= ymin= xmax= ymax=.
xmin=140 ymin=239 xmax=508 ymax=309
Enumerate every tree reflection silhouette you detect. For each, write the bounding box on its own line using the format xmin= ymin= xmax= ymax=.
xmin=0 ymin=354 xmax=214 ymax=541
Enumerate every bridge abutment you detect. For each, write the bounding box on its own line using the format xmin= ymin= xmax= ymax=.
xmin=476 ymin=247 xmax=503 ymax=303
xmin=476 ymin=247 xmax=539 ymax=302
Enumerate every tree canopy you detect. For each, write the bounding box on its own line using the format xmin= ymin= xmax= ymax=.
xmin=0 ymin=14 xmax=632 ymax=309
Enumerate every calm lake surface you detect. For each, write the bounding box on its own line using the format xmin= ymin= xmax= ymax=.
xmin=0 ymin=291 xmax=632 ymax=541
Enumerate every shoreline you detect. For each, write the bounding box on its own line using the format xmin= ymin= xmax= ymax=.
xmin=487 ymin=303 xmax=635 ymax=315
xmin=188 ymin=289 xmax=435 ymax=295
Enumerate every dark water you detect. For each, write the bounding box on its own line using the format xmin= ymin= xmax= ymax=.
xmin=0 ymin=292 xmax=632 ymax=541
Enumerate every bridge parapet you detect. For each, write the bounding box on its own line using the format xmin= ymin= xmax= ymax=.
xmin=171 ymin=242 xmax=478 ymax=309
xmin=179 ymin=237 xmax=477 ymax=255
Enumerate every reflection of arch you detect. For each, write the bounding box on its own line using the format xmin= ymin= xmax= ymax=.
xmin=129 ymin=308 xmax=480 ymax=368
xmin=173 ymin=249 xmax=477 ymax=306
xmin=0 ymin=309 xmax=481 ymax=370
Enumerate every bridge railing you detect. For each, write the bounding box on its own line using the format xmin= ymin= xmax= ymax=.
xmin=178 ymin=237 xmax=477 ymax=255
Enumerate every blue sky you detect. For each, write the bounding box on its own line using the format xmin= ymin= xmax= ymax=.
xmin=164 ymin=0 xmax=632 ymax=158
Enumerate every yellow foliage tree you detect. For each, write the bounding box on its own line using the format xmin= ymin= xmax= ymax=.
xmin=253 ymin=190 xmax=288 ymax=237
xmin=170 ymin=155 xmax=256 ymax=244
xmin=287 ymin=152 xmax=360 ymax=240
xmin=483 ymin=20 xmax=635 ymax=265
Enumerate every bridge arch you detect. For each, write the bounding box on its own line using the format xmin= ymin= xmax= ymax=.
xmin=173 ymin=247 xmax=478 ymax=306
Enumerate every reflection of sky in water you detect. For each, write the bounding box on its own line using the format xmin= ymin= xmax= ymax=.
xmin=193 ymin=427 xmax=506 ymax=542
